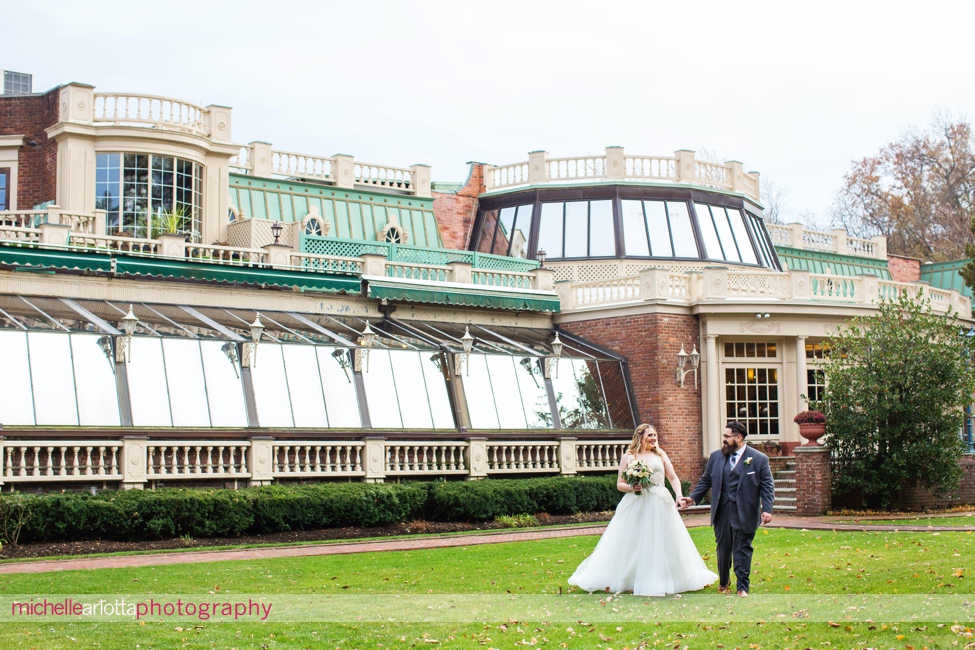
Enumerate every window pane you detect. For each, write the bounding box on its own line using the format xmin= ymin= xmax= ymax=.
xmin=283 ymin=344 xmax=328 ymax=428
xmin=201 ymin=340 xmax=247 ymax=427
xmin=128 ymin=337 xmax=172 ymax=427
xmin=693 ymin=203 xmax=724 ymax=260
xmin=711 ymin=206 xmax=741 ymax=262
xmin=647 ymin=201 xmax=674 ymax=257
xmin=251 ymin=343 xmax=295 ymax=428
xmin=464 ymin=354 xmax=500 ymax=428
xmin=667 ymin=202 xmax=698 ymax=258
xmin=0 ymin=331 xmax=35 ymax=424
xmin=552 ymin=358 xmax=610 ymax=429
xmin=621 ymin=200 xmax=649 ymax=256
xmin=422 ymin=353 xmax=455 ymax=429
xmin=362 ymin=350 xmax=402 ymax=428
xmin=162 ymin=338 xmax=210 ymax=427
xmin=510 ymin=205 xmax=533 ymax=259
xmin=476 ymin=209 xmax=500 ymax=254
xmin=537 ymin=203 xmax=564 ymax=259
xmin=564 ymin=201 xmax=588 ymax=257
xmin=728 ymin=209 xmax=758 ymax=264
xmin=390 ymin=350 xmax=433 ymax=429
xmin=316 ymin=348 xmax=362 ymax=427
xmin=494 ymin=207 xmax=517 ymax=256
xmin=70 ymin=334 xmax=120 ymax=426
xmin=515 ymin=356 xmax=551 ymax=428
xmin=486 ymin=355 xmax=528 ymax=429
xmin=28 ymin=332 xmax=79 ymax=425
xmin=588 ymin=200 xmax=615 ymax=257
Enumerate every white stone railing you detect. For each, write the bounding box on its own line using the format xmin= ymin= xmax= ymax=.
xmin=385 ymin=442 xmax=469 ymax=475
xmin=484 ymin=147 xmax=761 ymax=202
xmin=0 ymin=437 xmax=629 ymax=488
xmin=290 ymin=252 xmax=364 ymax=275
xmin=767 ymin=223 xmax=886 ymax=260
xmin=386 ymin=261 xmax=450 ymax=283
xmin=146 ymin=442 xmax=251 ymax=478
xmin=2 ymin=441 xmax=123 ymax=482
xmin=271 ymin=443 xmax=364 ymax=477
xmin=556 ymin=266 xmax=972 ymax=315
xmin=485 ymin=442 xmax=560 ymax=473
xmin=575 ymin=441 xmax=628 ymax=470
xmin=69 ymin=233 xmax=161 ymax=255
xmin=184 ymin=242 xmax=265 ymax=265
xmin=471 ymin=269 xmax=535 ymax=290
xmin=94 ymin=93 xmax=208 ymax=136
xmin=230 ymin=143 xmax=432 ymax=197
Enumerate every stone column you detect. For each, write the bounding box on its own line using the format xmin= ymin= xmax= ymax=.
xmin=120 ymin=436 xmax=148 ymax=490
xmin=528 ymin=150 xmax=549 ymax=184
xmin=796 ymin=335 xmax=808 ymax=413
xmin=249 ymin=141 xmax=273 ymax=177
xmin=467 ymin=437 xmax=487 ymax=480
xmin=262 ymin=242 xmax=293 ymax=268
xmin=794 ymin=446 xmax=831 ymax=515
xmin=363 ymin=437 xmax=387 ymax=483
xmin=447 ymin=261 xmax=473 ymax=284
xmin=249 ymin=437 xmax=274 ymax=486
xmin=559 ymin=437 xmax=578 ymax=476
xmin=410 ymin=163 xmax=431 ymax=198
xmin=605 ymin=146 xmax=624 ymax=179
xmin=705 ymin=333 xmax=721 ymax=454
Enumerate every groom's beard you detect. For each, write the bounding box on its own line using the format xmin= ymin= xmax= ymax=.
xmin=721 ymin=440 xmax=738 ymax=456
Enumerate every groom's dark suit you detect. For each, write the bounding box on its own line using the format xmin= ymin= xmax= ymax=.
xmin=688 ymin=444 xmax=775 ymax=593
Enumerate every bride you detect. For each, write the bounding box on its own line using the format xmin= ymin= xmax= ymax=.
xmin=568 ymin=423 xmax=718 ymax=596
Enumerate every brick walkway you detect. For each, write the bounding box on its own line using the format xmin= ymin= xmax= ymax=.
xmin=1 ymin=512 xmax=973 ymax=575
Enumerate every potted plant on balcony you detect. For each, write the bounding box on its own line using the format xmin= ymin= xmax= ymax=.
xmin=794 ymin=410 xmax=827 ymax=445
xmin=152 ymin=206 xmax=190 ymax=257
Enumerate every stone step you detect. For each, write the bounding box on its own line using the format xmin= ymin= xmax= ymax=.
xmin=776 ymin=505 xmax=797 ymax=512
xmin=775 ymin=470 xmax=796 ymax=477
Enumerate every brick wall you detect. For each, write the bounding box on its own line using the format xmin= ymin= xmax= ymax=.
xmin=0 ymin=87 xmax=60 ymax=209
xmin=887 ymin=255 xmax=921 ymax=283
xmin=897 ymin=455 xmax=975 ymax=510
xmin=795 ymin=446 xmax=831 ymax=515
xmin=561 ymin=313 xmax=704 ymax=477
xmin=432 ymin=163 xmax=483 ymax=250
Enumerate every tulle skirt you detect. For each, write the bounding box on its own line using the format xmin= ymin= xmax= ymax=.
xmin=568 ymin=487 xmax=718 ymax=596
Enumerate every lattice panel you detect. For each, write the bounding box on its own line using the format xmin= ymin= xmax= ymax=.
xmin=227 ymin=221 xmax=251 ymax=248
xmin=576 ymin=263 xmax=625 ymax=283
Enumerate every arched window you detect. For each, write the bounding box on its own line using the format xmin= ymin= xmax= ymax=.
xmin=305 ymin=217 xmax=324 ymax=236
xmin=384 ymin=225 xmax=403 ymax=244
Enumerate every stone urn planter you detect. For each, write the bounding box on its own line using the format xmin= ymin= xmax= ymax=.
xmin=794 ymin=410 xmax=827 ymax=446
xmin=797 ymin=422 xmax=827 ymax=446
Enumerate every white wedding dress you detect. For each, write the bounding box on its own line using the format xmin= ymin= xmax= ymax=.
xmin=568 ymin=453 xmax=718 ymax=596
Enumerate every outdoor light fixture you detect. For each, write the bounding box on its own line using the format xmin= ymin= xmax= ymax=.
xmin=354 ymin=322 xmax=376 ymax=372
xmin=221 ymin=341 xmax=240 ymax=378
xmin=520 ymin=356 xmax=541 ymax=387
xmin=271 ymin=221 xmax=283 ymax=245
xmin=430 ymin=353 xmax=443 ymax=373
xmin=96 ymin=335 xmax=115 ymax=371
xmin=113 ymin=304 xmax=140 ymax=363
xmin=544 ymin=331 xmax=564 ymax=379
xmin=755 ymin=312 xmax=771 ymax=319
xmin=332 ymin=348 xmax=352 ymax=382
xmin=454 ymin=325 xmax=475 ymax=375
xmin=241 ymin=314 xmax=265 ymax=368
xmin=537 ymin=248 xmax=547 ymax=268
xmin=675 ymin=343 xmax=701 ymax=389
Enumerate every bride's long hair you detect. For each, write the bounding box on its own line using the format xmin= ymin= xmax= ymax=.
xmin=626 ymin=423 xmax=664 ymax=457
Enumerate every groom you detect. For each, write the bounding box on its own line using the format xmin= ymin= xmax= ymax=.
xmin=679 ymin=421 xmax=774 ymax=596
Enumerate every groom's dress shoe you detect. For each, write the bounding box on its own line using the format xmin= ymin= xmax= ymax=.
xmin=717 ymin=585 xmax=731 ymax=594
xmin=737 ymin=590 xmax=748 ymax=597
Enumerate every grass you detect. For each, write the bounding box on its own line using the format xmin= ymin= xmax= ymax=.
xmin=0 ymin=527 xmax=973 ymax=648
xmin=829 ymin=515 xmax=975 ymax=527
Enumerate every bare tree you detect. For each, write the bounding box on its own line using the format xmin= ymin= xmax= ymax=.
xmin=761 ymin=178 xmax=788 ymax=224
xmin=832 ymin=111 xmax=975 ymax=261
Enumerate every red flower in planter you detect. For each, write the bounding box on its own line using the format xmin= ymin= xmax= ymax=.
xmin=793 ymin=410 xmax=826 ymax=424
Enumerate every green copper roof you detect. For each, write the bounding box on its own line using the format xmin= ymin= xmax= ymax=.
xmin=920 ymin=259 xmax=973 ymax=298
xmin=774 ymin=246 xmax=891 ymax=279
xmin=229 ymin=174 xmax=443 ymax=248
xmin=365 ymin=277 xmax=560 ymax=312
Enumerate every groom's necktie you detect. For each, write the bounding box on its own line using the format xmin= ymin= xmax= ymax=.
xmin=729 ymin=451 xmax=738 ymax=469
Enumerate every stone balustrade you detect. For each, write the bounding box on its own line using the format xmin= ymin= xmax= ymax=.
xmin=765 ymin=222 xmax=886 ymax=260
xmin=0 ymin=436 xmax=629 ymax=489
xmin=231 ymin=143 xmax=432 ymax=197
xmin=93 ymin=92 xmax=210 ymax=137
xmin=484 ymin=146 xmax=761 ymax=202
xmin=557 ymin=266 xmax=972 ymax=314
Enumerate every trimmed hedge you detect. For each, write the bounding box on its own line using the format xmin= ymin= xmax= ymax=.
xmin=7 ymin=475 xmax=622 ymax=545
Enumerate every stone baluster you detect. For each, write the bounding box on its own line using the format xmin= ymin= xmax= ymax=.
xmin=528 ymin=150 xmax=548 ymax=184
xmin=410 ymin=163 xmax=431 ymax=198
xmin=332 ymin=154 xmax=355 ymax=189
xmin=605 ymin=146 xmax=624 ymax=179
xmin=249 ymin=141 xmax=273 ymax=177
xmin=674 ymin=149 xmax=696 ymax=183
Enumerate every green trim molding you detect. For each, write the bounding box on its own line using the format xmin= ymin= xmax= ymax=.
xmin=364 ymin=276 xmax=560 ymax=312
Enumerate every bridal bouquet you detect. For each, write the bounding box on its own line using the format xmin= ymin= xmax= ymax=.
xmin=623 ymin=459 xmax=654 ymax=495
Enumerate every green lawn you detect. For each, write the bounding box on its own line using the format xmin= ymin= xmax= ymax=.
xmin=829 ymin=515 xmax=975 ymax=527
xmin=0 ymin=527 xmax=973 ymax=648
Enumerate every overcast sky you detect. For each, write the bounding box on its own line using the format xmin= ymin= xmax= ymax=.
xmin=5 ymin=0 xmax=974 ymax=225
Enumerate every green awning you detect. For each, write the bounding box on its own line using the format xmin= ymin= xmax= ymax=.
xmin=0 ymin=246 xmax=115 ymax=272
xmin=366 ymin=277 xmax=560 ymax=312
xmin=115 ymin=257 xmax=361 ymax=293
